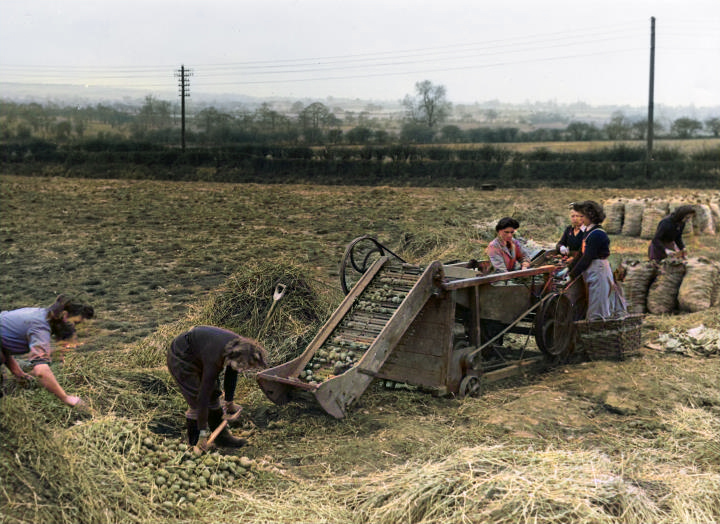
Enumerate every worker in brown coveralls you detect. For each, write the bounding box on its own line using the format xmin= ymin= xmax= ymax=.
xmin=167 ymin=326 xmax=267 ymax=451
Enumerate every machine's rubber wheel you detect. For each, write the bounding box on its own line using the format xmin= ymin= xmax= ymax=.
xmin=340 ymin=236 xmax=386 ymax=294
xmin=534 ymin=293 xmax=575 ymax=358
xmin=339 ymin=235 xmax=407 ymax=294
xmin=350 ymin=245 xmax=383 ymax=274
xmin=458 ymin=375 xmax=484 ymax=398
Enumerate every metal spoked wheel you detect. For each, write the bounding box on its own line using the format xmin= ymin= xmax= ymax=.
xmin=459 ymin=374 xmax=484 ymax=399
xmin=534 ymin=293 xmax=576 ymax=358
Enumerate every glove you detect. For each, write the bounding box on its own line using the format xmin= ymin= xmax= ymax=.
xmin=559 ymin=245 xmax=569 ymax=256
xmin=555 ymin=267 xmax=569 ymax=278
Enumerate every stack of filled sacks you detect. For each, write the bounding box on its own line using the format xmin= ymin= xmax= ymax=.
xmin=604 ymin=192 xmax=720 ymax=238
xmin=620 ymin=257 xmax=720 ymax=314
xmin=620 ymin=198 xmax=645 ymax=237
xmin=603 ymin=198 xmax=626 ymax=235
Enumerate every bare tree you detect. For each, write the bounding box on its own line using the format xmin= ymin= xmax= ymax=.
xmin=402 ymin=80 xmax=452 ymax=128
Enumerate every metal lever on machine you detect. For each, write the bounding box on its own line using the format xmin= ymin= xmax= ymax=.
xmin=461 ymin=294 xmax=552 ymax=370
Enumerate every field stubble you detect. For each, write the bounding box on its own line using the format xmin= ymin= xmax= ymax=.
xmin=1 ymin=174 xmax=719 ymax=524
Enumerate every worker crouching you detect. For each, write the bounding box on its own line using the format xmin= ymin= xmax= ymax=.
xmin=167 ymin=326 xmax=268 ymax=452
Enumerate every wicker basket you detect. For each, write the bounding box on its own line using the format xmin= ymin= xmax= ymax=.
xmin=574 ymin=314 xmax=644 ymax=361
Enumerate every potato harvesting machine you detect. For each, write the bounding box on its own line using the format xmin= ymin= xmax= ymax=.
xmin=257 ymin=235 xmax=599 ymax=418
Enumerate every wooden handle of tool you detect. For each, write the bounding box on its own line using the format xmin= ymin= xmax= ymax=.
xmin=205 ymin=420 xmax=227 ymax=447
xmin=207 ymin=407 xmax=243 ymax=446
xmin=194 ymin=408 xmax=243 ymax=453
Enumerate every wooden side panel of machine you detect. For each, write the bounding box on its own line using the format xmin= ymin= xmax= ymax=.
xmin=478 ymin=284 xmax=534 ymax=323
xmin=377 ymin=293 xmax=455 ymax=388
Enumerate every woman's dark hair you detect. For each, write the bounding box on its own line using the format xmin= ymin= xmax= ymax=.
xmin=670 ymin=205 xmax=696 ymax=223
xmin=495 ymin=217 xmax=520 ymax=232
xmin=579 ymin=200 xmax=606 ymax=224
xmin=48 ymin=317 xmax=77 ymax=341
xmin=47 ymin=295 xmax=94 ymax=321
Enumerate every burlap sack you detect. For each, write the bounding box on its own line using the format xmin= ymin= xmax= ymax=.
xmin=621 ymin=199 xmax=645 ymax=237
xmin=712 ymin=260 xmax=720 ymax=307
xmin=603 ymin=198 xmax=625 ymax=235
xmin=708 ymin=202 xmax=720 ymax=233
xmin=647 ymin=258 xmax=687 ymax=314
xmin=693 ymin=204 xmax=715 ymax=235
xmin=621 ymin=260 xmax=658 ymax=314
xmin=678 ymin=257 xmax=719 ymax=312
xmin=640 ymin=201 xmax=669 ymax=239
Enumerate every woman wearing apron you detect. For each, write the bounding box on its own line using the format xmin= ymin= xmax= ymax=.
xmin=568 ymin=201 xmax=626 ymax=321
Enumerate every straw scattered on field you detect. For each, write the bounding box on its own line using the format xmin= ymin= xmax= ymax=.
xmin=344 ymin=442 xmax=720 ymax=524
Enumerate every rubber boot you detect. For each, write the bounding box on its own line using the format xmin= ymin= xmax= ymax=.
xmin=186 ymin=417 xmax=200 ymax=446
xmin=208 ymin=408 xmax=247 ymax=448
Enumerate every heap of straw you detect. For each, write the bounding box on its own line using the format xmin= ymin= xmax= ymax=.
xmin=199 ymin=261 xmax=338 ymax=366
xmin=346 ymin=444 xmax=720 ymax=524
xmin=128 ymin=261 xmax=339 ymax=368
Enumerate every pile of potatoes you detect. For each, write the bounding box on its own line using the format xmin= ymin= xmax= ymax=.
xmin=127 ymin=432 xmax=257 ymax=507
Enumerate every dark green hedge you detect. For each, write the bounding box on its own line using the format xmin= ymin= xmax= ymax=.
xmin=1 ymin=141 xmax=718 ymax=188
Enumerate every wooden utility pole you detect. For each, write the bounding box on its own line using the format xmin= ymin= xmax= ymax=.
xmin=647 ymin=17 xmax=655 ymax=167
xmin=175 ymin=65 xmax=193 ymax=151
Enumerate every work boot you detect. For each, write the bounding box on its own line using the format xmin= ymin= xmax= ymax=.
xmin=208 ymin=408 xmax=247 ymax=448
xmin=223 ymin=399 xmax=242 ymax=416
xmin=186 ymin=417 xmax=200 ymax=446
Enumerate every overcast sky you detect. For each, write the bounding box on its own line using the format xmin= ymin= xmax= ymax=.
xmin=1 ymin=0 xmax=718 ymax=107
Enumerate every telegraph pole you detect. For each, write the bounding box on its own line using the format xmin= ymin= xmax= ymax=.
xmin=175 ymin=65 xmax=193 ymax=151
xmin=647 ymin=17 xmax=655 ymax=169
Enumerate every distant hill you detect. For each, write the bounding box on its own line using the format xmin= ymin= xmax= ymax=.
xmin=1 ymin=81 xmax=718 ymax=126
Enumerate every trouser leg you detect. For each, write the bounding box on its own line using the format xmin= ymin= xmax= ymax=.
xmin=185 ymin=417 xmax=200 ymax=446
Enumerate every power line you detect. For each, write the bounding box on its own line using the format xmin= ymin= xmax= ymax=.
xmin=0 ymin=21 xmax=716 ymax=91
xmin=195 ymin=48 xmax=646 ymax=87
